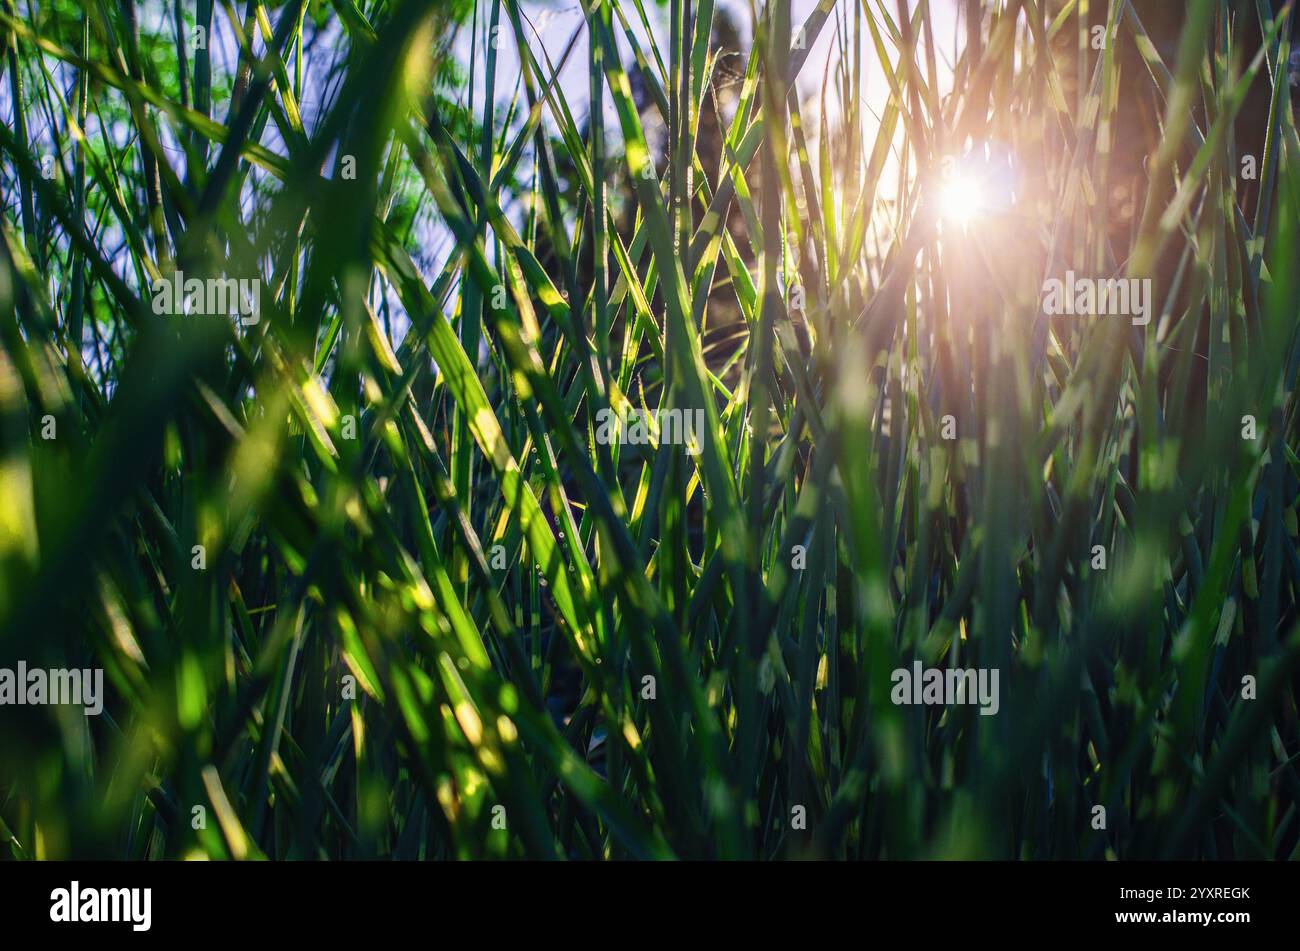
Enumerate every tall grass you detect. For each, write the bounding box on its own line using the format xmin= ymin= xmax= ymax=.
xmin=0 ymin=0 xmax=1298 ymax=859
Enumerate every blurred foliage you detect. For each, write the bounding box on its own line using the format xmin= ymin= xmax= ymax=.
xmin=0 ymin=0 xmax=1299 ymax=860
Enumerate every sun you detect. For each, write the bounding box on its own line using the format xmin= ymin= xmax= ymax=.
xmin=937 ymin=167 xmax=988 ymax=229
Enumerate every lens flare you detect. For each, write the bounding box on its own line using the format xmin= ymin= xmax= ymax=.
xmin=938 ymin=168 xmax=987 ymax=228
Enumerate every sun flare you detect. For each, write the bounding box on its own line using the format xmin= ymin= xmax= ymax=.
xmin=938 ymin=169 xmax=988 ymax=228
